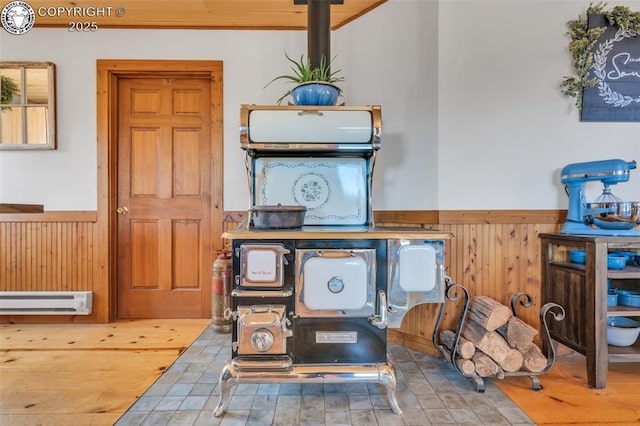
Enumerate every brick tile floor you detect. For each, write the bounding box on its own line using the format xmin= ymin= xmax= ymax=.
xmin=115 ymin=326 xmax=534 ymax=426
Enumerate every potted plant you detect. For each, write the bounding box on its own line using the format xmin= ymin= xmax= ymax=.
xmin=264 ymin=52 xmax=344 ymax=105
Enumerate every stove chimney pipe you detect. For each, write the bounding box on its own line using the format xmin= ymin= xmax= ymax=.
xmin=307 ymin=0 xmax=331 ymax=70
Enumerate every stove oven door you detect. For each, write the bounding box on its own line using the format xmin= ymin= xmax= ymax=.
xmin=293 ymin=248 xmax=386 ymax=364
xmin=295 ymin=249 xmax=376 ymax=317
xmin=386 ymin=239 xmax=446 ymax=328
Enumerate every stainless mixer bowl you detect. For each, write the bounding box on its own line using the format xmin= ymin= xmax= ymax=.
xmin=586 ymin=201 xmax=640 ymax=230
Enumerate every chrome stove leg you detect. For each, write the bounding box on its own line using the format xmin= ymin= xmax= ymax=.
xmin=213 ymin=362 xmax=237 ymax=417
xmin=380 ymin=361 xmax=403 ymax=415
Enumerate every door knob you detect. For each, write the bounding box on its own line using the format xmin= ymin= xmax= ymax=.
xmin=116 ymin=206 xmax=129 ymax=215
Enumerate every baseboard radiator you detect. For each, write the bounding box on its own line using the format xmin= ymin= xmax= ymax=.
xmin=0 ymin=291 xmax=93 ymax=315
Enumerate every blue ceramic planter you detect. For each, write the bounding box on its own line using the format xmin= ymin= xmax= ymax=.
xmin=291 ymin=82 xmax=340 ymax=106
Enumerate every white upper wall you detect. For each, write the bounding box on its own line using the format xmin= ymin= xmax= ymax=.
xmin=0 ymin=28 xmax=308 ymax=210
xmin=0 ymin=0 xmax=638 ymax=211
xmin=438 ymin=0 xmax=640 ymax=209
xmin=334 ymin=0 xmax=440 ymax=210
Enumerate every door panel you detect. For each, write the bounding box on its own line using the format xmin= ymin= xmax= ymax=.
xmin=131 ymin=220 xmax=159 ymax=288
xmin=173 ymin=220 xmax=200 ymax=288
xmin=117 ymin=77 xmax=212 ymax=318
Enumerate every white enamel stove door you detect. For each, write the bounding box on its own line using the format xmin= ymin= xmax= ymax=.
xmin=240 ymin=244 xmax=290 ymax=287
xmin=295 ymin=249 xmax=376 ymax=317
xmin=387 ymin=239 xmax=446 ymax=328
xmin=253 ymin=157 xmax=368 ymax=225
xmin=247 ymin=109 xmax=374 ymax=143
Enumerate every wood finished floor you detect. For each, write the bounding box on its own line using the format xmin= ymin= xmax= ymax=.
xmin=1 ymin=320 xmax=639 ymax=425
xmin=0 ymin=320 xmax=210 ymax=426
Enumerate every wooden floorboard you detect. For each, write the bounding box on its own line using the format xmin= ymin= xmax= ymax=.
xmin=494 ymin=350 xmax=640 ymax=425
xmin=1 ymin=320 xmax=639 ymax=425
xmin=0 ymin=320 xmax=210 ymax=426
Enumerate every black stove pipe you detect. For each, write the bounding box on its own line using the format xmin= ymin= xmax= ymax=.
xmin=307 ymin=0 xmax=331 ymax=70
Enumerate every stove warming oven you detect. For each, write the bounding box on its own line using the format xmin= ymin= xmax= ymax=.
xmin=213 ymin=105 xmax=453 ymax=417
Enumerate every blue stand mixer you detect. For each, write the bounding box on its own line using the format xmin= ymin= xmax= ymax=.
xmin=561 ymin=159 xmax=640 ymax=236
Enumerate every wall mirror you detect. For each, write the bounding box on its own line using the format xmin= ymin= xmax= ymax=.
xmin=0 ymin=62 xmax=56 ymax=150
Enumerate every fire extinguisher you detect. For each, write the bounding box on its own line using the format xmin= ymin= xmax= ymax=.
xmin=212 ymin=249 xmax=232 ymax=333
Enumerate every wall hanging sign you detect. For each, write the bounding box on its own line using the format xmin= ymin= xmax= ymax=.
xmin=581 ymin=14 xmax=640 ymax=121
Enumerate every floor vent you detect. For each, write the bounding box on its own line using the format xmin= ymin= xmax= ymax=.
xmin=0 ymin=291 xmax=93 ymax=315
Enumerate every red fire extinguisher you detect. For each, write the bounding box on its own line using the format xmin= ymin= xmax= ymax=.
xmin=212 ymin=249 xmax=232 ymax=333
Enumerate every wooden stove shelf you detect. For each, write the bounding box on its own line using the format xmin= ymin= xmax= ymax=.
xmin=540 ymin=233 xmax=640 ymax=389
xmin=223 ymin=225 xmax=454 ymax=241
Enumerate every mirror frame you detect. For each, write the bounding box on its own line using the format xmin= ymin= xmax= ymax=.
xmin=0 ymin=61 xmax=56 ymax=150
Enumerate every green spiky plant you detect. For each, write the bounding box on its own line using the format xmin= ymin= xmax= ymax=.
xmin=560 ymin=2 xmax=640 ymax=109
xmin=264 ymin=52 xmax=345 ymax=104
xmin=1 ymin=75 xmax=19 ymax=111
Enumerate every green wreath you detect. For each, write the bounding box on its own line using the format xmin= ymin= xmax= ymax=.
xmin=560 ymin=2 xmax=640 ymax=109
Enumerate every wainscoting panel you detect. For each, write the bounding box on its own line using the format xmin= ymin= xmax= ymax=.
xmin=389 ymin=222 xmax=561 ymax=355
xmin=0 ymin=212 xmax=99 ymax=323
xmin=2 ymin=210 xmax=563 ymax=335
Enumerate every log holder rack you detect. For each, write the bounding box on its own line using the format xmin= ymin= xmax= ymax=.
xmin=432 ymin=277 xmax=565 ymax=392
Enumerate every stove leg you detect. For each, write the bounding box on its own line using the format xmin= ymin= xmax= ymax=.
xmin=380 ymin=362 xmax=403 ymax=415
xmin=213 ymin=363 xmax=237 ymax=417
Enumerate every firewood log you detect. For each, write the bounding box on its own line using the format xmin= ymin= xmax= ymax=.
xmin=497 ymin=316 xmax=539 ymax=352
xmin=456 ymin=358 xmax=476 ymax=376
xmin=471 ymin=351 xmax=502 ymax=377
xmin=462 ymin=319 xmax=523 ymax=372
xmin=441 ymin=346 xmax=475 ymax=375
xmin=468 ymin=295 xmax=513 ymax=331
xmin=500 ymin=348 xmax=524 ymax=372
xmin=439 ymin=329 xmax=476 ymax=359
xmin=522 ymin=344 xmax=548 ymax=373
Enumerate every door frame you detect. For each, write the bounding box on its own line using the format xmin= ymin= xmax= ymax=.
xmin=96 ymin=59 xmax=224 ymax=321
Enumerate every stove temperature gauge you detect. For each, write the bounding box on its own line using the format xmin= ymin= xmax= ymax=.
xmin=250 ymin=328 xmax=275 ymax=352
xmin=327 ymin=276 xmax=345 ymax=294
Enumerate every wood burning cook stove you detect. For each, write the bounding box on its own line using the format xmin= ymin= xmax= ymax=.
xmin=213 ymin=105 xmax=453 ymax=417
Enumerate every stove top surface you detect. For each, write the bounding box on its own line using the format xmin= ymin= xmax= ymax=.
xmin=223 ymin=224 xmax=453 ymax=241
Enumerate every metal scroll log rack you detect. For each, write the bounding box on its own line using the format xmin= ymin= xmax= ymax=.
xmin=432 ymin=277 xmax=565 ymax=392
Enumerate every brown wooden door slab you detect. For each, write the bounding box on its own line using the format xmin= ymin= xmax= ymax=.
xmin=117 ymin=77 xmax=212 ymax=318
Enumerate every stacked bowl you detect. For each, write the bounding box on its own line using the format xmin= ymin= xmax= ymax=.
xmin=607 ymin=317 xmax=640 ymax=346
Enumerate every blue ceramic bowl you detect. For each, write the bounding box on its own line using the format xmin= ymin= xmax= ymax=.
xmin=607 ymin=317 xmax=640 ymax=346
xmin=619 ymin=293 xmax=640 ymax=308
xmin=291 ymin=82 xmax=340 ymax=106
xmin=607 ymin=293 xmax=618 ymax=307
xmin=609 ymin=251 xmax=638 ymax=265
xmin=616 ymin=289 xmax=639 ymax=295
xmin=569 ymin=250 xmax=586 ymax=264
xmin=607 ymin=255 xmax=627 ymax=270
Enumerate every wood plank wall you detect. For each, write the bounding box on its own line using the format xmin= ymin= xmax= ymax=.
xmin=394 ymin=222 xmax=561 ymax=356
xmin=1 ymin=210 xmax=564 ymax=342
xmin=0 ymin=212 xmax=100 ymax=323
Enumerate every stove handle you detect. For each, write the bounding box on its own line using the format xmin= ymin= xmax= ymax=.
xmin=317 ymin=250 xmax=355 ymax=258
xmin=250 ymin=305 xmax=273 ymax=313
xmin=281 ymin=317 xmax=293 ymax=338
xmin=297 ymin=110 xmax=324 ymax=117
xmin=369 ymin=290 xmax=388 ymax=329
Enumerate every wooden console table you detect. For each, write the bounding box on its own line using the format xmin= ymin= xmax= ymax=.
xmin=540 ymin=233 xmax=640 ymax=389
